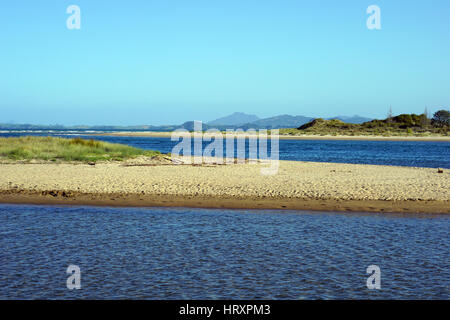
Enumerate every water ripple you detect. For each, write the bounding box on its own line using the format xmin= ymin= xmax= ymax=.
xmin=0 ymin=205 xmax=448 ymax=299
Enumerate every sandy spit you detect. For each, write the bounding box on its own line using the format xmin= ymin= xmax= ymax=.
xmin=0 ymin=158 xmax=448 ymax=213
xmin=93 ymin=131 xmax=450 ymax=141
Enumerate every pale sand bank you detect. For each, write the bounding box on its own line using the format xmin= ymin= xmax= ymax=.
xmin=93 ymin=131 xmax=450 ymax=141
xmin=0 ymin=158 xmax=448 ymax=213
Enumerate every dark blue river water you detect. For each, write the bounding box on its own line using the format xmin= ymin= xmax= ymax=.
xmin=0 ymin=205 xmax=448 ymax=299
xmin=1 ymin=131 xmax=449 ymax=168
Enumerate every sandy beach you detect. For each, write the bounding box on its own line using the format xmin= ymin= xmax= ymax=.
xmin=0 ymin=158 xmax=448 ymax=213
xmin=93 ymin=131 xmax=450 ymax=141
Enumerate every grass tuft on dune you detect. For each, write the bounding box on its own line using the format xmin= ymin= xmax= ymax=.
xmin=0 ymin=136 xmax=160 ymax=163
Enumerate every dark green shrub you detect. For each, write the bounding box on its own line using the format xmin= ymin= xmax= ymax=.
xmin=432 ymin=110 xmax=450 ymax=126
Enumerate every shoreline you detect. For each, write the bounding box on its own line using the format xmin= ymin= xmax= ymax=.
xmin=0 ymin=191 xmax=448 ymax=214
xmin=92 ymin=131 xmax=450 ymax=141
xmin=0 ymin=159 xmax=448 ymax=214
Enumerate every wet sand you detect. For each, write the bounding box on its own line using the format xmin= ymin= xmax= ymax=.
xmin=0 ymin=158 xmax=448 ymax=213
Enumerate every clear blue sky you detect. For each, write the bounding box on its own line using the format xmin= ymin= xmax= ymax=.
xmin=1 ymin=0 xmax=449 ymax=125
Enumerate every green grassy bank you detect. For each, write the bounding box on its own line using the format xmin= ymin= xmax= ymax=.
xmin=0 ymin=136 xmax=160 ymax=162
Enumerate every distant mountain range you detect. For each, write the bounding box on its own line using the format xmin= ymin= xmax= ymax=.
xmin=239 ymin=115 xmax=314 ymax=129
xmin=207 ymin=112 xmax=259 ymax=126
xmin=0 ymin=113 xmax=373 ymax=131
xmin=203 ymin=112 xmax=371 ymax=129
xmin=147 ymin=113 xmax=372 ymax=131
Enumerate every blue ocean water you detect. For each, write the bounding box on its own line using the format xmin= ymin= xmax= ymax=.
xmin=1 ymin=131 xmax=449 ymax=168
xmin=0 ymin=205 xmax=448 ymax=299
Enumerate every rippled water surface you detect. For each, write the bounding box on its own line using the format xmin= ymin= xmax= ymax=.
xmin=0 ymin=205 xmax=448 ymax=299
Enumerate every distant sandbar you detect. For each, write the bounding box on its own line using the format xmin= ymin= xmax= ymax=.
xmin=92 ymin=131 xmax=450 ymax=141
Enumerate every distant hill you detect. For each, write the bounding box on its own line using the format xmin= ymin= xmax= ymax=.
xmin=326 ymin=115 xmax=372 ymax=124
xmin=177 ymin=121 xmax=214 ymax=131
xmin=207 ymin=112 xmax=259 ymax=126
xmin=298 ymin=118 xmax=351 ymax=131
xmin=207 ymin=112 xmax=370 ymax=129
xmin=238 ymin=114 xmax=313 ymax=129
xmin=291 ymin=113 xmax=448 ymax=136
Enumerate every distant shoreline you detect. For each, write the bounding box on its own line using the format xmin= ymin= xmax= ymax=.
xmin=92 ymin=131 xmax=450 ymax=142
